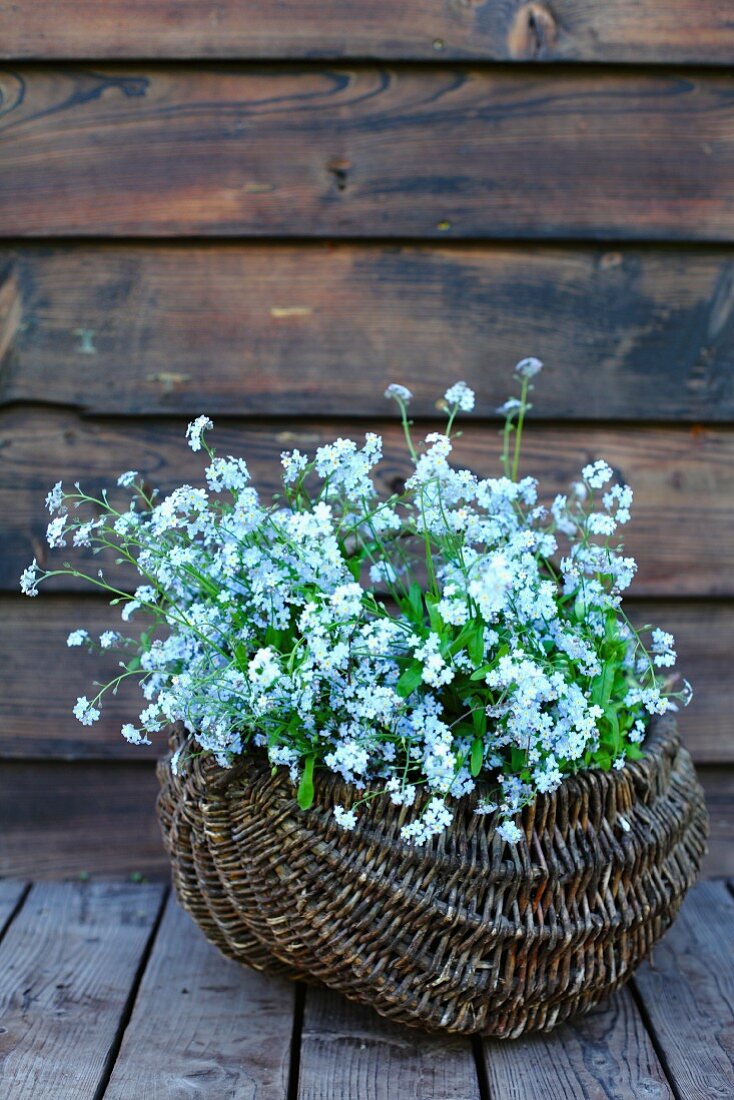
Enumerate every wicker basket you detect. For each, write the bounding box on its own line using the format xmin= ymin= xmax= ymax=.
xmin=157 ymin=715 xmax=708 ymax=1038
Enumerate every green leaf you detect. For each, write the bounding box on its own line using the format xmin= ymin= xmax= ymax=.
xmin=591 ymin=662 xmax=615 ymax=710
xmin=233 ymin=642 xmax=249 ymax=672
xmin=470 ymin=737 xmax=483 ymax=778
xmin=397 ymin=663 xmax=424 ymax=699
xmin=511 ymin=747 xmax=527 ymax=772
xmin=425 ymin=595 xmax=443 ymax=635
xmin=297 ymin=754 xmax=315 ymax=811
xmin=594 ymin=751 xmax=612 ymax=772
xmin=470 ymin=666 xmax=492 ymax=681
xmin=407 ymin=584 xmax=424 ymax=624
xmin=626 ymin=742 xmax=644 ymax=761
xmin=467 ymin=622 xmax=485 ymax=666
xmin=604 ymin=704 xmax=621 ymax=754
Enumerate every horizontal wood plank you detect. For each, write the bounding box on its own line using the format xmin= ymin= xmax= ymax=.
xmin=1 ymin=2 xmax=734 ymax=63
xmin=695 ymin=769 xmax=734 ymax=879
xmin=0 ymin=761 xmax=729 ymax=878
xmin=298 ymin=986 xmax=480 ymax=1099
xmin=0 ymin=762 xmax=166 ymax=878
xmin=105 ymin=896 xmax=295 ymax=1099
xmin=633 ymin=881 xmax=734 ymax=1100
xmin=0 ymin=880 xmax=164 ymax=1099
xmin=0 ymin=599 xmax=155 ymax=760
xmin=2 ymin=409 xmax=733 ymax=596
xmin=3 ymin=243 xmax=734 ymax=421
xmin=481 ymin=987 xmax=673 ymax=1098
xmin=2 ymin=68 xmax=734 ymax=239
xmin=1 ymin=597 xmax=727 ymax=764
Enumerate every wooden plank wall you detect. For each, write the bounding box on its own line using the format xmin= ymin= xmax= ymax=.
xmin=0 ymin=3 xmax=732 ymax=878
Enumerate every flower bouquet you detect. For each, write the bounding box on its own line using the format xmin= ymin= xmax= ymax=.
xmin=24 ymin=360 xmax=707 ymax=1037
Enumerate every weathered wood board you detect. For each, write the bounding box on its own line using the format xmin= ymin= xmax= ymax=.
xmin=0 ymin=881 xmax=28 ymax=934
xmin=481 ymin=988 xmax=674 ymax=1099
xmin=633 ymin=880 xmax=734 ymax=1100
xmin=0 ymin=881 xmax=164 ymax=1099
xmin=2 ymin=68 xmax=734 ymax=239
xmin=2 ymin=244 xmax=734 ymax=421
xmin=105 ymin=896 xmax=295 ymax=1099
xmin=0 ymin=762 xmax=165 ymax=878
xmin=298 ymin=986 xmax=481 ymax=1099
xmin=2 ymin=1 xmax=734 ymax=62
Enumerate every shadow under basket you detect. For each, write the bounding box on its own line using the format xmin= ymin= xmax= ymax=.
xmin=156 ymin=715 xmax=708 ymax=1038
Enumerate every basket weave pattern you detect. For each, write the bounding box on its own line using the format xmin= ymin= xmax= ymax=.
xmin=157 ymin=716 xmax=708 ymax=1037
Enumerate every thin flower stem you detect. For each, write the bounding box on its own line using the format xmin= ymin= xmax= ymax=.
xmin=511 ymin=377 xmax=530 ymax=483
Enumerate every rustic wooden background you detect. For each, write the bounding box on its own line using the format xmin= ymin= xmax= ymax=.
xmin=1 ymin=2 xmax=733 ymax=878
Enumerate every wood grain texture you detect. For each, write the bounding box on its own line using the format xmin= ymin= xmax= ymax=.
xmin=1 ymin=1 xmax=733 ymax=62
xmin=2 ymin=67 xmax=734 ymax=240
xmin=1 ymin=597 xmax=729 ymax=764
xmin=481 ymin=987 xmax=672 ymax=1099
xmin=105 ymin=895 xmax=294 ymax=1099
xmin=640 ymin=602 xmax=734 ymax=766
xmin=0 ymin=598 xmax=157 ymax=760
xmin=0 ymin=881 xmax=164 ymax=1099
xmin=3 ymin=243 xmax=734 ymax=420
xmin=298 ymin=986 xmax=480 ymax=1099
xmin=633 ymin=881 xmax=734 ymax=1099
xmin=2 ymin=409 xmax=733 ymax=596
xmin=0 ymin=759 xmax=728 ymax=879
xmin=0 ymin=881 xmax=28 ymax=936
xmin=696 ymin=770 xmax=734 ymax=879
xmin=0 ymin=762 xmax=166 ymax=878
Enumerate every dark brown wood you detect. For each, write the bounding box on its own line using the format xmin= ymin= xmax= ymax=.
xmin=696 ymin=769 xmax=734 ymax=879
xmin=0 ymin=598 xmax=156 ymax=760
xmin=633 ymin=880 xmax=734 ymax=1099
xmin=1 ymin=596 xmax=728 ymax=765
xmin=2 ymin=68 xmax=734 ymax=240
xmin=1 ymin=1 xmax=733 ymax=62
xmin=3 ymin=243 xmax=734 ymax=421
xmin=0 ymin=762 xmax=166 ymax=878
xmin=629 ymin=602 xmax=734 ymax=766
xmin=0 ymin=881 xmax=164 ymax=1099
xmin=481 ymin=987 xmax=673 ymax=1098
xmin=105 ymin=895 xmax=294 ymax=1099
xmin=298 ymin=986 xmax=481 ymax=1098
xmin=2 ymin=408 xmax=733 ymax=596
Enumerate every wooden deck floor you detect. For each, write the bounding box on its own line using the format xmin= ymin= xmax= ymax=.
xmin=0 ymin=879 xmax=732 ymax=1099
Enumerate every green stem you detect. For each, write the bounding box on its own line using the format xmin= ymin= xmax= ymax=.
xmin=511 ymin=377 xmax=530 ymax=483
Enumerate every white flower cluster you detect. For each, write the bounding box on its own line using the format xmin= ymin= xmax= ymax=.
xmin=23 ymin=363 xmax=691 ymax=848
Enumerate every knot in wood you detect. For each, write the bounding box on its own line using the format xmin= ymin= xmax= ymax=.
xmin=508 ymin=2 xmax=557 ymax=59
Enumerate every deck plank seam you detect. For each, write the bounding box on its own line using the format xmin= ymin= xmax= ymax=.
xmin=288 ymin=982 xmax=307 ymax=1100
xmin=0 ymin=881 xmax=31 ymax=945
xmin=629 ymin=974 xmax=685 ymax=1100
xmin=93 ymin=884 xmax=170 ymax=1100
xmin=471 ymin=1034 xmax=493 ymax=1100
